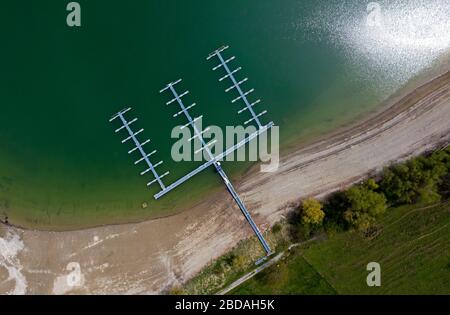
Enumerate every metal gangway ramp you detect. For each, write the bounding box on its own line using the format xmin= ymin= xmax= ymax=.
xmin=110 ymin=46 xmax=275 ymax=259
xmin=159 ymin=78 xmax=272 ymax=256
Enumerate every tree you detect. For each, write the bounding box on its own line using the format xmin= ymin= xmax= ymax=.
xmin=380 ymin=153 xmax=447 ymax=205
xmin=380 ymin=163 xmax=419 ymax=204
xmin=323 ymin=191 xmax=350 ymax=231
xmin=343 ymin=181 xmax=387 ymax=231
xmin=301 ymin=198 xmax=325 ymax=226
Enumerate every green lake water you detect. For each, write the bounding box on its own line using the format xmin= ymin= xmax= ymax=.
xmin=0 ymin=0 xmax=446 ymax=229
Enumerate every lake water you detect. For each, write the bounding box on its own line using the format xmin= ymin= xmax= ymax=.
xmin=1 ymin=0 xmax=448 ymax=228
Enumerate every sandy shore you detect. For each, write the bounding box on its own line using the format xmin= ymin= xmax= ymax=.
xmin=1 ymin=68 xmax=450 ymax=294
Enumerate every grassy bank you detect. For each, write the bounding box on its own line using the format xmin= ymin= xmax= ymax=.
xmin=232 ymin=250 xmax=337 ymax=295
xmin=232 ymin=201 xmax=450 ymax=295
xmin=178 ymin=147 xmax=449 ymax=295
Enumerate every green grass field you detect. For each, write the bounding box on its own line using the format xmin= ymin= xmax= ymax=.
xmin=232 ymin=202 xmax=450 ymax=295
xmin=232 ymin=253 xmax=336 ymax=295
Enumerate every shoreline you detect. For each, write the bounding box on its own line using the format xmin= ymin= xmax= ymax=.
xmin=239 ymin=69 xmax=450 ymax=224
xmin=275 ymin=53 xmax=450 ymax=163
xmin=1 ymin=65 xmax=450 ymax=294
xmin=5 ymin=57 xmax=450 ymax=232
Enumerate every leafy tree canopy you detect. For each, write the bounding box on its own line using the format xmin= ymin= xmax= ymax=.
xmin=343 ymin=181 xmax=387 ymax=231
xmin=301 ymin=198 xmax=325 ymax=226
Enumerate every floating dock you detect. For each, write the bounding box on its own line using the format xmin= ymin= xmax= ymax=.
xmin=110 ymin=46 xmax=275 ymax=257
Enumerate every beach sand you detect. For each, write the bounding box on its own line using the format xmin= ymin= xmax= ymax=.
xmin=1 ymin=67 xmax=450 ymax=294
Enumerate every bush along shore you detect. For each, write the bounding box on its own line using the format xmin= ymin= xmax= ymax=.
xmin=172 ymin=146 xmax=450 ymax=295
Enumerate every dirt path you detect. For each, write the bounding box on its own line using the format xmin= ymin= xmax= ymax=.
xmin=216 ymin=253 xmax=284 ymax=296
xmin=1 ymin=70 xmax=450 ymax=295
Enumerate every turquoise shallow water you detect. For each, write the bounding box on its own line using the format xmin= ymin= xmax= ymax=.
xmin=0 ymin=0 xmax=445 ymax=228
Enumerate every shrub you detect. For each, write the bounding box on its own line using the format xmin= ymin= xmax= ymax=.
xmin=272 ymin=223 xmax=283 ymax=234
xmin=168 ymin=285 xmax=186 ymax=295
